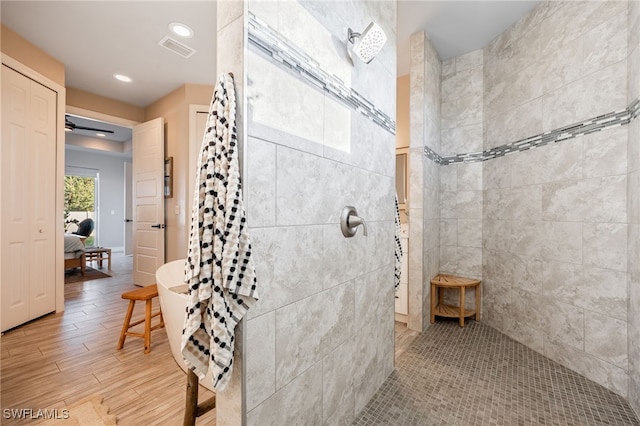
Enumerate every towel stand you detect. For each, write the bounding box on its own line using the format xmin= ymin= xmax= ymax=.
xmin=183 ymin=369 xmax=216 ymax=426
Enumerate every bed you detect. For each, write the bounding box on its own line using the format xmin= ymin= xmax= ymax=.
xmin=64 ymin=234 xmax=87 ymax=276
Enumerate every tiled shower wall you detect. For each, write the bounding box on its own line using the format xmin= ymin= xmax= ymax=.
xmin=628 ymin=0 xmax=640 ymax=415
xmin=481 ymin=1 xmax=630 ymax=397
xmin=242 ymin=1 xmax=397 ymax=424
xmin=439 ymin=50 xmax=484 ymax=306
xmin=408 ymin=32 xmax=441 ymax=331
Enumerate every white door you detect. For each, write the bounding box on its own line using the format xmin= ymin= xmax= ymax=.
xmin=188 ymin=107 xmax=209 ymax=233
xmin=132 ymin=118 xmax=165 ymax=286
xmin=124 ymin=162 xmax=133 ymax=256
xmin=1 ymin=65 xmax=56 ymax=331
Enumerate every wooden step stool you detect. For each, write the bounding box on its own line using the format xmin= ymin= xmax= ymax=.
xmin=117 ymin=284 xmax=165 ymax=354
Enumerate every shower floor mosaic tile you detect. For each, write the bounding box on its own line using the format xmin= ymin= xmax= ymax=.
xmin=354 ymin=321 xmax=639 ymax=426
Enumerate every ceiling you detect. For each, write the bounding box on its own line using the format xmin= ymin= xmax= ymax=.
xmin=1 ymin=0 xmax=539 ymax=118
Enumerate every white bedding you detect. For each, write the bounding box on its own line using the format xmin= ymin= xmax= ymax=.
xmin=64 ymin=233 xmax=86 ymax=256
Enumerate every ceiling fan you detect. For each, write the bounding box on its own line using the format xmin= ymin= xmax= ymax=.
xmin=65 ymin=115 xmax=114 ymax=134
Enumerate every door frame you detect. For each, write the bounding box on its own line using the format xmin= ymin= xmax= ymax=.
xmin=1 ymin=53 xmax=66 ymax=314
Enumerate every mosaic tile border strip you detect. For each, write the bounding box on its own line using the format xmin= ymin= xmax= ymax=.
xmin=426 ymin=97 xmax=640 ymax=165
xmin=247 ymin=12 xmax=396 ymax=136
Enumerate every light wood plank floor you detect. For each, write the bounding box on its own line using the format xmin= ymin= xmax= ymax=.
xmin=1 ymin=253 xmax=216 ymax=425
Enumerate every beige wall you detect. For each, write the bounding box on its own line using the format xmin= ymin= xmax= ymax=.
xmin=144 ymin=84 xmax=213 ymax=263
xmin=1 ymin=24 xmax=65 ymax=86
xmin=396 ymin=74 xmax=410 ymax=149
xmin=67 ymin=87 xmax=144 ymax=123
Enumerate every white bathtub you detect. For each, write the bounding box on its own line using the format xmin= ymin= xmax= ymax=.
xmin=156 ymin=259 xmax=214 ymax=392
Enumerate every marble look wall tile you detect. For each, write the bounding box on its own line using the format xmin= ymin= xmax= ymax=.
xmin=408 ymin=266 xmax=424 ymax=332
xmin=456 ymin=49 xmax=483 ymax=72
xmin=324 ymin=104 xmax=396 ymax=178
xmin=275 ymin=282 xmax=354 ymax=389
xmin=629 ymin=117 xmax=640 ymax=174
xmin=485 ymin=98 xmax=543 ymax=149
xmin=483 ymin=250 xmax=513 ymax=284
xmin=322 ymin=338 xmax=355 ymax=426
xmin=440 ymin=165 xmax=457 ymax=192
xmin=585 ymin=312 xmax=628 ymax=369
xmin=456 ymin=190 xmax=483 ymax=220
xmin=583 ymin=222 xmax=628 ymax=272
xmin=458 ymin=219 xmax=482 ymax=248
xmin=508 ymin=38 xmax=581 ymax=108
xmin=247 ymin=52 xmax=324 ymax=155
xmin=439 ymin=246 xmax=457 ymax=275
xmin=409 ymin=148 xmax=425 ymax=208
xmin=440 ymin=219 xmax=457 ymax=247
xmin=511 ymin=288 xmax=547 ymax=332
xmin=246 ymin=313 xmax=276 ymax=411
xmin=539 ymin=221 xmax=582 ymax=264
xmin=506 ymin=220 xmax=541 ymax=259
xmin=353 ymin=321 xmax=381 ymax=414
xmin=584 ymin=10 xmax=628 ymax=77
xmin=441 ymin=95 xmax=483 ymax=130
xmin=457 ymin=246 xmax=483 ymax=278
xmin=441 ymin=123 xmax=483 ymax=155
xmin=355 ymin=266 xmax=394 ymax=332
xmin=511 ymin=254 xmax=543 ymax=294
xmin=544 ymin=338 xmax=628 ymax=398
xmin=276 ymin=1 xmax=351 ymax=85
xmin=583 ymin=126 xmax=627 ymax=178
xmin=630 ymin=0 xmax=640 ymax=51
xmin=485 ymin=186 xmax=542 ymax=221
xmin=409 ymin=215 xmax=424 ymax=272
xmin=440 ymin=191 xmax=457 ymax=220
xmin=508 ymin=321 xmax=545 ymax=354
xmin=424 ymin=161 xmax=441 ymax=220
xmin=541 ymin=176 xmax=627 ymax=223
xmin=276 ymin=147 xmax=393 ymax=226
xmin=441 ymin=66 xmax=483 ymax=102
xmin=509 ymin=138 xmax=583 ymax=186
xmin=441 ymin=58 xmax=455 ymax=77
xmin=247 ymin=362 xmax=323 ymax=426
xmin=246 ymin=137 xmax=276 ymax=227
xmin=423 ymin=219 xmax=440 ymax=252
xmin=630 ymin=45 xmax=640 ymax=104
xmin=542 ymin=60 xmax=627 ymax=132
xmin=482 ymin=279 xmax=512 ymax=333
xmin=541 ymin=298 xmax=584 ymax=350
xmin=542 ymin=261 xmax=627 ymax=321
xmin=629 ymin=171 xmax=640 ymax=225
xmin=457 ymin=163 xmax=483 ymax=191
xmin=248 ymin=226 xmax=325 ymax=319
xmin=483 ymin=156 xmax=511 ymax=190
xmin=483 ymin=219 xmax=511 ymax=252
xmin=629 ymin=224 xmax=640 ymax=279
xmin=409 ymin=34 xmax=425 ymax=149
xmin=218 ymin=0 xmax=243 ymax=30
xmin=248 ymin=0 xmax=278 ymax=29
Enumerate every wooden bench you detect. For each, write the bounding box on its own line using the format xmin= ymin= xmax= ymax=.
xmin=117 ymin=284 xmax=164 ymax=354
xmin=430 ymin=274 xmax=481 ymax=327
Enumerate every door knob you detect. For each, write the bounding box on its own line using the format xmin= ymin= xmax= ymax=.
xmin=151 ymin=224 xmax=166 ymax=229
xmin=124 ymin=219 xmax=133 ymax=223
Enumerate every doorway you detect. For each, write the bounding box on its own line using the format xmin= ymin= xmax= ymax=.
xmin=64 ymin=171 xmax=98 ymax=246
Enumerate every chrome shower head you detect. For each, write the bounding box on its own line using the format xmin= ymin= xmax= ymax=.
xmin=347 ymin=22 xmax=387 ymax=64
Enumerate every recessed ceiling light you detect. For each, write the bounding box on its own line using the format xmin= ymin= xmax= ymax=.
xmin=114 ymin=74 xmax=132 ymax=83
xmin=169 ymin=22 xmax=193 ymax=38
xmin=96 ymin=133 xmax=106 ymax=137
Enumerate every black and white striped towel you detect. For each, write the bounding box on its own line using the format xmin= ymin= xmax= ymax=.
xmin=394 ymin=194 xmax=403 ymax=289
xmin=181 ymin=73 xmax=258 ymax=392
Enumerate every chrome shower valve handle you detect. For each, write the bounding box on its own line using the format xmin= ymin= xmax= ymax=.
xmin=340 ymin=206 xmax=368 ymax=237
